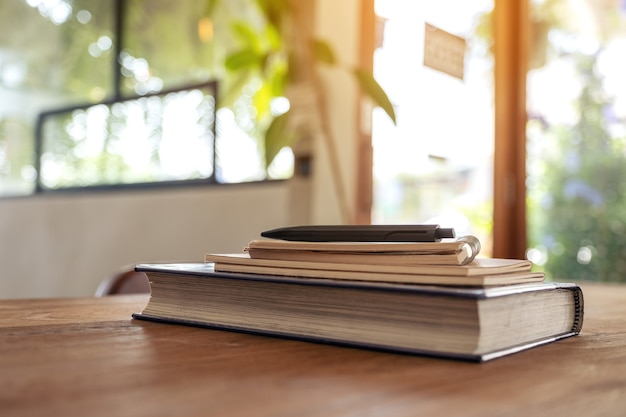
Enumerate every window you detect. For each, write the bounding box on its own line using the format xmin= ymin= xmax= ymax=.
xmin=36 ymin=82 xmax=217 ymax=190
xmin=526 ymin=0 xmax=626 ymax=282
xmin=371 ymin=0 xmax=494 ymax=254
xmin=366 ymin=0 xmax=626 ymax=283
xmin=0 ymin=0 xmax=293 ymax=197
xmin=0 ymin=0 xmax=114 ymax=196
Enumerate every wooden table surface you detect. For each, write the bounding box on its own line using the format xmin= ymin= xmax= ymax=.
xmin=1 ymin=282 xmax=625 ymax=417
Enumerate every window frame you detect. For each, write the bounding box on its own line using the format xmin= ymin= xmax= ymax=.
xmin=34 ymin=80 xmax=219 ymax=193
xmin=492 ymin=0 xmax=528 ymax=259
xmin=13 ymin=0 xmax=284 ymax=197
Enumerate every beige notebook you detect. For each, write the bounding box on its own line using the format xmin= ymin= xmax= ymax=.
xmin=204 ymin=253 xmax=544 ymax=287
xmin=245 ymin=239 xmax=478 ymax=266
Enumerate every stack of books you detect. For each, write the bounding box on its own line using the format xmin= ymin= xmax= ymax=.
xmin=133 ymin=226 xmax=584 ymax=362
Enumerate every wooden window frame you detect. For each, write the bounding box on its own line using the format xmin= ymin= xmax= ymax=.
xmin=355 ymin=0 xmax=376 ymax=225
xmin=493 ymin=0 xmax=528 ymax=259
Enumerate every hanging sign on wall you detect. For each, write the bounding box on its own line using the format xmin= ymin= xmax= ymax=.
xmin=423 ymin=23 xmax=466 ymax=80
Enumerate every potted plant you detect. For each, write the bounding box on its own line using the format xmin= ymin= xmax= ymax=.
xmin=211 ymin=0 xmax=395 ymax=192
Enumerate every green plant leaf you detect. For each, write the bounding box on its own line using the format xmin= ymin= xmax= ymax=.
xmin=253 ymin=80 xmax=273 ymax=121
xmin=354 ymin=69 xmax=397 ymax=124
xmin=265 ymin=22 xmax=283 ymax=51
xmin=264 ymin=110 xmax=296 ymax=168
xmin=268 ymin=58 xmax=288 ymax=95
xmin=255 ymin=0 xmax=289 ymax=28
xmin=231 ymin=21 xmax=262 ymax=51
xmin=225 ymin=49 xmax=262 ymax=71
xmin=311 ymin=39 xmax=336 ymax=65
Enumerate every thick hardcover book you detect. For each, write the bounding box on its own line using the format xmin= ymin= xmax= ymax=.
xmin=133 ymin=263 xmax=584 ymax=362
xmin=245 ymin=239 xmax=477 ymax=266
xmin=204 ymin=253 xmax=545 ymax=286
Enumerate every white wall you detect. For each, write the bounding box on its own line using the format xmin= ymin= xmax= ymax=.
xmin=0 ymin=183 xmax=292 ymax=298
xmin=0 ymin=0 xmax=363 ymax=299
xmin=312 ymin=0 xmax=362 ymax=224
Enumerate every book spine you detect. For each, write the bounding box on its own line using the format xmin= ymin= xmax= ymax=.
xmin=571 ymin=286 xmax=584 ymax=334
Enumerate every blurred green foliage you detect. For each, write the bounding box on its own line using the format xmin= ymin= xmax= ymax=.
xmin=528 ymin=52 xmax=626 ymax=282
xmin=524 ymin=0 xmax=626 ymax=283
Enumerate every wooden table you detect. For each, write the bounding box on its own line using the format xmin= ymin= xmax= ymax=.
xmin=1 ymin=282 xmax=625 ymax=417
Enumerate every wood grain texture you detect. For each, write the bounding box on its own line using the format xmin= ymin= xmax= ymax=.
xmin=1 ymin=283 xmax=625 ymax=417
xmin=493 ymin=0 xmax=529 ymax=259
